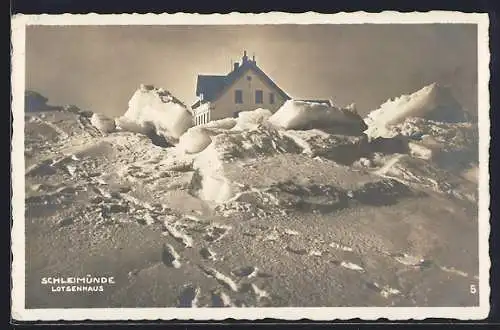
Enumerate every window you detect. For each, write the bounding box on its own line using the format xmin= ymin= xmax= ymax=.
xmin=235 ymin=90 xmax=243 ymax=104
xmin=255 ymin=90 xmax=263 ymax=104
xmin=269 ymin=92 xmax=275 ymax=104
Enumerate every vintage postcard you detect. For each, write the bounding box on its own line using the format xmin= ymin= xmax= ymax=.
xmin=11 ymin=12 xmax=490 ymax=321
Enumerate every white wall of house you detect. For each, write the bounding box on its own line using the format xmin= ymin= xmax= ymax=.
xmin=210 ymin=68 xmax=288 ymax=121
xmin=193 ymin=102 xmax=211 ymax=125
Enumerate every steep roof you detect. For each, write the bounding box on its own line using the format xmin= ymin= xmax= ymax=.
xmin=194 ymin=59 xmax=290 ymax=108
xmin=195 ymin=75 xmax=226 ymax=102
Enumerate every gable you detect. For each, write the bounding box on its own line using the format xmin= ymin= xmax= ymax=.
xmin=195 ymin=61 xmax=290 ymax=107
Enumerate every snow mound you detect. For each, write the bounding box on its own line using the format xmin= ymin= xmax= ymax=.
xmin=208 ymin=126 xmax=302 ymax=162
xmin=376 ymin=154 xmax=477 ymax=203
xmin=408 ymin=141 xmax=433 ymax=160
xmin=268 ymin=100 xmax=367 ymax=134
xmin=178 ymin=127 xmax=213 ymax=154
xmin=189 ymin=126 xmax=302 ymax=203
xmin=90 ymin=113 xmax=116 ymax=133
xmin=200 ymin=118 xmax=237 ymax=130
xmin=116 ymin=84 xmax=192 ymax=140
xmin=371 ymin=117 xmax=477 ymax=170
xmin=233 ymin=108 xmax=273 ymax=131
xmin=365 ymin=83 xmax=471 ymax=139
xmin=192 ymin=142 xmax=234 ymax=203
xmin=283 ymin=129 xmax=368 ymax=164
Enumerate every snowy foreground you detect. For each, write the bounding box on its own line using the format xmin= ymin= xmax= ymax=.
xmin=24 ymin=84 xmax=479 ymax=308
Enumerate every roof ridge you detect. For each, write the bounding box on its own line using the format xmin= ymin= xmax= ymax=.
xmin=195 ymin=60 xmax=290 ymax=106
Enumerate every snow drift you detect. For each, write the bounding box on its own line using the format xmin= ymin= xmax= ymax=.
xmin=201 ymin=118 xmax=237 ymax=130
xmin=116 ymin=84 xmax=193 ymax=140
xmin=283 ymin=129 xmax=368 ymax=164
xmin=233 ymin=108 xmax=273 ymax=131
xmin=178 ymin=127 xmax=213 ymax=154
xmin=178 ymin=108 xmax=288 ymax=156
xmin=90 ymin=113 xmax=116 ymax=133
xmin=369 ymin=116 xmax=478 ymax=171
xmin=189 ymin=125 xmax=302 ymax=203
xmin=268 ymin=100 xmax=367 ymax=135
xmin=364 ymin=83 xmax=471 ymax=139
xmin=191 ymin=142 xmax=234 ymax=203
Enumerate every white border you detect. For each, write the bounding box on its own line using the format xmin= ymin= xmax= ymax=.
xmin=11 ymin=11 xmax=491 ymax=321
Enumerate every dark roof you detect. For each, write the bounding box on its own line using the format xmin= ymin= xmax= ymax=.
xmin=195 ymin=75 xmax=226 ymax=102
xmin=194 ymin=60 xmax=290 ymax=108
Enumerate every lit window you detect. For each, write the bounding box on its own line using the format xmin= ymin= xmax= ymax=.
xmin=255 ymin=90 xmax=263 ymax=104
xmin=235 ymin=90 xmax=243 ymax=104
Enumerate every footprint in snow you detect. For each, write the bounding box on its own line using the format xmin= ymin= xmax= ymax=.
xmin=241 ymin=283 xmax=271 ymax=306
xmin=393 ymin=253 xmax=425 ymax=267
xmin=203 ymin=225 xmax=231 ymax=243
xmin=199 ymin=265 xmax=239 ymax=292
xmin=178 ymin=284 xmax=200 ymax=307
xmin=231 ymin=266 xmax=259 ymax=278
xmin=340 ymin=261 xmax=364 ymax=272
xmin=210 ymin=290 xmax=233 ymax=307
xmin=56 ymin=217 xmax=74 ymax=228
xmin=162 ymin=221 xmax=193 ymax=248
xmin=200 ymin=247 xmax=217 ymax=261
xmin=365 ymin=281 xmax=401 ymax=298
xmin=161 ymin=243 xmax=181 ymax=268
xmin=286 ymin=246 xmax=308 ymax=255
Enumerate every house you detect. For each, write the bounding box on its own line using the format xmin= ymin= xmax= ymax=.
xmin=192 ymin=51 xmax=291 ymax=125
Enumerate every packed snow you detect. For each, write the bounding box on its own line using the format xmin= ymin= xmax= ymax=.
xmin=268 ymin=99 xmax=367 ymax=134
xmin=178 ymin=127 xmax=213 ymax=154
xmin=364 ymin=83 xmax=471 ymax=139
xmin=90 ymin=113 xmax=116 ymax=133
xmin=116 ymin=84 xmax=193 ymax=140
xmin=201 ymin=117 xmax=237 ymax=130
xmin=233 ymin=108 xmax=273 ymax=131
xmin=23 ymin=84 xmax=480 ymax=309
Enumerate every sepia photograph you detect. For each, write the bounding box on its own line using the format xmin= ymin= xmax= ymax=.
xmin=11 ymin=12 xmax=490 ymax=321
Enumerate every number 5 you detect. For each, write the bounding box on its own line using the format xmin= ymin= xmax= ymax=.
xmin=470 ymin=284 xmax=477 ymax=294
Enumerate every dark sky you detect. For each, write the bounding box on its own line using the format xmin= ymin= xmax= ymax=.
xmin=25 ymin=24 xmax=477 ymax=117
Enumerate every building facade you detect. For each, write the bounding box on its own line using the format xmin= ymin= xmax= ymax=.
xmin=192 ymin=51 xmax=291 ymax=125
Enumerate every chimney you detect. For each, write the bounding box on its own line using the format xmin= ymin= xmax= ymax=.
xmin=252 ymin=53 xmax=256 ymax=63
xmin=242 ymin=50 xmax=248 ymax=63
xmin=233 ymin=61 xmax=239 ymax=71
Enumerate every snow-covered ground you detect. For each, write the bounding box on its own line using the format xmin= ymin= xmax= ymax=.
xmin=24 ymin=87 xmax=479 ymax=308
